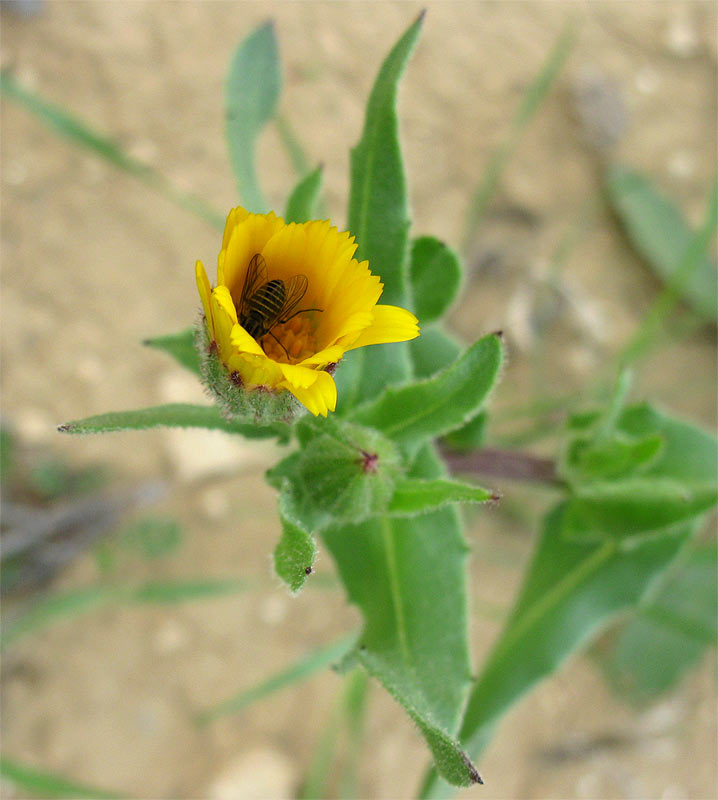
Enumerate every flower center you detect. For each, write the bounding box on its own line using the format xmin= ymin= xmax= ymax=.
xmin=261 ymin=314 xmax=318 ymax=364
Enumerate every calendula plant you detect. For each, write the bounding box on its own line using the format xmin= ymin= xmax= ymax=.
xmin=6 ymin=10 xmax=710 ymax=797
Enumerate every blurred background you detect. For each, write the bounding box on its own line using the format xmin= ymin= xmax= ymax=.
xmin=1 ymin=1 xmax=716 ymax=798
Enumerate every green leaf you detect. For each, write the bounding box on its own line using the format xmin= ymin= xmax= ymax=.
xmin=143 ymin=328 xmax=200 ymax=375
xmin=421 ymin=508 xmax=696 ymax=798
xmin=601 ymin=544 xmax=717 ymax=703
xmin=0 ymin=757 xmax=124 ymax=799
xmin=226 ymin=22 xmax=281 ymax=212
xmin=197 ymin=633 xmax=356 ymax=724
xmin=285 ymin=164 xmax=324 ymax=223
xmin=462 ymin=20 xmax=575 ymax=248
xmin=443 ymin=411 xmax=488 ymax=453
xmin=387 ymin=477 xmax=494 ymax=517
xmin=409 ymin=326 xmax=462 ymax=379
xmin=274 ymin=490 xmax=317 ymax=593
xmin=338 ymin=12 xmax=424 ymax=409
xmin=351 ymin=333 xmax=503 ymax=454
xmin=561 ymin=478 xmax=717 ymax=541
xmin=57 ymin=403 xmax=289 ymax=441
xmin=562 ymin=432 xmax=664 ymax=483
xmin=607 ymin=165 xmax=717 ymax=321
xmin=322 ymin=443 xmax=482 ymax=787
xmin=0 ymin=70 xmax=223 ymax=230
xmin=409 ymin=237 xmax=463 ymax=324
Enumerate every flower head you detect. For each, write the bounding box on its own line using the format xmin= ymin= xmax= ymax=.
xmin=195 ymin=207 xmax=419 ymax=418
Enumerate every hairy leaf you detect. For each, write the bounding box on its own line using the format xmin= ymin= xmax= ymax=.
xmin=351 ymin=333 xmax=503 ymax=453
xmin=338 ymin=12 xmax=424 ymax=409
xmin=226 ymin=22 xmax=281 ymax=212
xmin=275 ymin=491 xmax=318 ymax=593
xmin=409 ymin=326 xmax=462 ymax=379
xmin=322 ymin=443 xmax=481 ymax=787
xmin=388 ymin=477 xmax=494 ymax=517
xmin=57 ymin=403 xmax=289 ymax=442
xmin=409 ymin=237 xmax=463 ymax=324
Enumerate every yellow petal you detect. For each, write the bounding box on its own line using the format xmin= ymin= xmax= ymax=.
xmin=282 ymin=370 xmax=337 ymax=417
xmin=344 ymin=305 xmax=420 ymax=351
xmin=299 ymin=344 xmax=345 ymax=368
xmin=230 ymin=324 xmax=266 ymax=356
xmin=212 ymin=285 xmax=238 ymax=326
xmin=278 ymin=362 xmax=320 ymax=390
xmin=195 ymin=260 xmax=213 ymax=332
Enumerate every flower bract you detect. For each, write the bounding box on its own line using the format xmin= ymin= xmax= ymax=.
xmin=195 ymin=207 xmax=419 ymax=417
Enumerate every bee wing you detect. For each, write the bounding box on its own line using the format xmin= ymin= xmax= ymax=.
xmin=278 ymin=274 xmax=309 ymax=322
xmin=239 ymin=253 xmax=269 ymax=314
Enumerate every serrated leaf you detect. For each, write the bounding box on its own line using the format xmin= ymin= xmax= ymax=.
xmin=351 ymin=333 xmax=503 ymax=454
xmin=561 ymin=478 xmax=717 ymax=540
xmin=322 ymin=442 xmax=481 ymax=787
xmin=337 ymin=12 xmax=424 ymax=410
xmin=143 ymin=328 xmax=200 ymax=375
xmin=275 ymin=491 xmax=317 ymax=593
xmin=388 ymin=477 xmax=493 ymax=517
xmin=601 ymin=544 xmax=717 ymax=703
xmin=607 ymin=165 xmax=717 ymax=321
xmin=226 ymin=22 xmax=281 ymax=212
xmin=409 ymin=326 xmax=462 ymax=379
xmin=409 ymin=237 xmax=463 ymax=324
xmin=285 ymin=164 xmax=324 ymax=223
xmin=421 ymin=507 xmax=697 ymax=798
xmin=57 ymin=403 xmax=289 ymax=441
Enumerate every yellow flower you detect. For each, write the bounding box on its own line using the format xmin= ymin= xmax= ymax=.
xmin=195 ymin=207 xmax=419 ymax=417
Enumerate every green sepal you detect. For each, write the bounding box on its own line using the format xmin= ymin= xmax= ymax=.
xmin=143 ymin=327 xmax=201 ymax=375
xmin=387 ymin=477 xmax=494 ymax=517
xmin=268 ymin=420 xmax=402 ymax=532
xmin=351 ymin=332 xmax=503 ymax=455
xmin=285 ymin=164 xmax=323 ymax=223
xmin=274 ymin=489 xmax=317 ymax=593
xmin=195 ymin=319 xmax=303 ymax=425
xmin=409 ymin=236 xmax=463 ymax=324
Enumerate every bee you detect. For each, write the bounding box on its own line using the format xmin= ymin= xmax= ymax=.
xmin=238 ymin=253 xmax=320 ymax=358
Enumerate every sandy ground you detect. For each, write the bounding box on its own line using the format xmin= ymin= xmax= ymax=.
xmin=1 ymin=1 xmax=716 ymax=798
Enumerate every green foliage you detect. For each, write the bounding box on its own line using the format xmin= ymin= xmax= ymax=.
xmin=275 ymin=490 xmax=318 ymax=593
xmin=197 ymin=634 xmax=356 ymax=724
xmin=323 ymin=442 xmax=482 ymax=787
xmin=351 ymin=332 xmax=503 ymax=455
xmin=607 ymin=165 xmax=717 ymax=321
xmin=57 ymin=403 xmax=289 ymax=442
xmin=600 ymin=544 xmax=717 ymax=703
xmin=0 ymin=758 xmax=124 ymax=800
xmin=226 ymin=22 xmax=281 ymax=212
xmin=443 ymin=411 xmax=488 ymax=453
xmin=387 ymin=477 xmax=494 ymax=517
xmin=409 ymin=237 xmax=463 ymax=324
xmin=285 ymin=165 xmax=324 ymax=223
xmin=337 ymin=12 xmax=424 ymax=409
xmin=0 ymin=70 xmax=223 ymax=229
xmin=143 ymin=328 xmax=201 ymax=375
xmin=409 ymin=326 xmax=463 ymax=379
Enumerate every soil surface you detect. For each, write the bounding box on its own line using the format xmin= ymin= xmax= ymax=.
xmin=1 ymin=2 xmax=716 ymax=799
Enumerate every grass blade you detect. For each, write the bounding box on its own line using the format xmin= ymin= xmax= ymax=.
xmin=0 ymin=70 xmax=224 ymax=229
xmin=0 ymin=757 xmax=124 ymax=799
xmin=197 ymin=633 xmax=356 ymax=724
xmin=462 ymin=20 xmax=575 ymax=249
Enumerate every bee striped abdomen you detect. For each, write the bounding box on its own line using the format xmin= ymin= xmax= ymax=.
xmin=243 ymin=279 xmax=287 ymax=338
